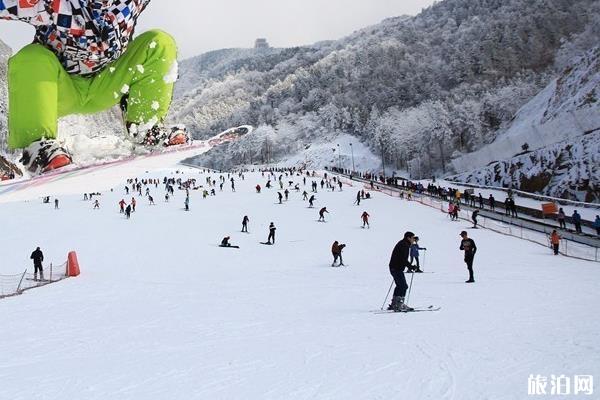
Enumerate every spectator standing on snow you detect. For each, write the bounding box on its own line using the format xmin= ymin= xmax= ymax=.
xmin=459 ymin=231 xmax=477 ymax=283
xmin=594 ymin=215 xmax=600 ymax=235
xmin=550 ymin=230 xmax=561 ymax=255
xmin=30 ymin=247 xmax=44 ymax=281
xmin=387 ymin=232 xmax=415 ymax=312
xmin=331 ymin=241 xmax=346 ymax=267
xmin=572 ymin=210 xmax=582 ymax=233
xmin=557 ymin=208 xmax=566 ymax=229
xmin=488 ymin=194 xmax=495 ymax=211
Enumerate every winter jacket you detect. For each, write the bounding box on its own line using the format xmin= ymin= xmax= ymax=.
xmin=331 ymin=242 xmax=340 ymax=255
xmin=572 ymin=212 xmax=581 ymax=223
xmin=30 ymin=249 xmax=44 ymax=265
xmin=460 ymin=238 xmax=477 ymax=259
xmin=550 ymin=232 xmax=561 ymax=245
xmin=409 ymin=243 xmax=424 ymax=258
xmin=594 ymin=217 xmax=600 ymax=228
xmin=0 ymin=0 xmax=150 ymax=76
xmin=389 ymin=239 xmax=411 ymax=273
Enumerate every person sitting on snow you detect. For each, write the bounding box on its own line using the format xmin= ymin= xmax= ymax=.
xmin=1 ymin=0 xmax=185 ymax=175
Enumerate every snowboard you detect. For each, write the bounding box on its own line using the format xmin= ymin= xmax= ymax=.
xmin=260 ymin=242 xmax=273 ymax=245
xmin=0 ymin=126 xmax=250 ymax=195
xmin=219 ymin=245 xmax=240 ymax=249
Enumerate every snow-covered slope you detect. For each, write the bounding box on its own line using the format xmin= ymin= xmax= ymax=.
xmin=452 ymin=47 xmax=600 ymax=174
xmin=1 ymin=155 xmax=598 ymax=399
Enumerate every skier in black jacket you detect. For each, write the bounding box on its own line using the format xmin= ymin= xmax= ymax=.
xmin=460 ymin=231 xmax=477 ymax=283
xmin=387 ymin=232 xmax=415 ymax=311
xmin=30 ymin=247 xmax=44 ymax=281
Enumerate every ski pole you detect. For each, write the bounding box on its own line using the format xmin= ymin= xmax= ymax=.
xmin=381 ymin=278 xmax=394 ymax=310
xmin=406 ymin=270 xmax=415 ymax=305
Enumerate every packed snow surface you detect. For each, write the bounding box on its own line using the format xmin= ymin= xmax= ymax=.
xmin=0 ymin=151 xmax=598 ymax=399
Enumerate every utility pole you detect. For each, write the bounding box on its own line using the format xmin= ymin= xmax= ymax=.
xmin=349 ymin=143 xmax=355 ymax=173
xmin=380 ymin=139 xmax=386 ymax=179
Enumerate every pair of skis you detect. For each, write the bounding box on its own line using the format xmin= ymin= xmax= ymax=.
xmin=372 ymin=305 xmax=441 ymax=314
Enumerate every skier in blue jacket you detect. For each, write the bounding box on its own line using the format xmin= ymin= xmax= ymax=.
xmin=408 ymin=236 xmax=427 ymax=273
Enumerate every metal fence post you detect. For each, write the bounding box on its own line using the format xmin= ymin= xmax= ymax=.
xmin=16 ymin=270 xmax=26 ymax=293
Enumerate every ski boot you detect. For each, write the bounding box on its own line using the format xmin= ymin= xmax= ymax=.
xmin=20 ymin=139 xmax=72 ymax=174
xmin=128 ymin=121 xmax=189 ymax=147
xmin=388 ymin=296 xmax=414 ymax=312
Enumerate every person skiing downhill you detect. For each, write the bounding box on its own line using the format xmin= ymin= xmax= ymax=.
xmin=1 ymin=0 xmax=183 ymax=174
xmin=331 ymin=241 xmax=346 ymax=267
xmin=318 ymin=207 xmax=329 ymax=222
xmin=267 ymin=222 xmax=276 ymax=244
xmin=30 ymin=246 xmax=44 ymax=281
xmin=387 ymin=232 xmax=415 ymax=312
xmin=361 ymin=211 xmax=370 ymax=228
xmin=309 ymin=195 xmax=316 ymax=208
xmin=459 ymin=230 xmax=477 ymax=283
xmin=242 ymin=216 xmax=249 ymax=233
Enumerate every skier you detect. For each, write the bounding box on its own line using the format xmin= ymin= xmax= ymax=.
xmin=302 ymin=191 xmax=308 ymax=201
xmin=472 ymin=209 xmax=480 ymax=228
xmin=184 ymin=196 xmax=190 ymax=211
xmin=409 ymin=237 xmax=426 ymax=273
xmin=318 ymin=207 xmax=329 ymax=222
xmin=54 ymin=198 xmax=59 ymax=209
xmin=278 ymin=192 xmax=283 ymax=204
xmin=119 ymin=199 xmax=126 ymax=213
xmin=148 ymin=195 xmax=155 ymax=205
xmin=30 ymin=246 xmax=45 ymax=281
xmin=267 ymin=222 xmax=276 ymax=244
xmin=355 ymin=191 xmax=361 ymax=206
xmin=125 ymin=204 xmax=132 ymax=219
xmin=284 ymin=189 xmax=289 ymax=201
xmin=550 ymin=230 xmax=561 ymax=255
xmin=93 ymin=199 xmax=100 ymax=209
xmin=361 ymin=211 xmax=370 ymax=228
xmin=220 ymin=236 xmax=232 ymax=247
xmin=557 ymin=208 xmax=566 ymax=229
xmin=256 ymin=184 xmax=261 ymax=193
xmin=572 ymin=210 xmax=582 ymax=234
xmin=309 ymin=195 xmax=316 ymax=208
xmin=459 ymin=231 xmax=477 ymax=283
xmin=242 ymin=216 xmax=249 ymax=233
xmin=131 ymin=197 xmax=137 ymax=212
xmin=331 ymin=241 xmax=346 ymax=267
xmin=1 ymin=0 xmax=182 ymax=174
xmin=338 ymin=180 xmax=343 ymax=191
xmin=387 ymin=232 xmax=415 ymax=312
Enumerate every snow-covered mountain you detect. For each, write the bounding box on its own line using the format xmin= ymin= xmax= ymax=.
xmin=449 ymin=46 xmax=600 ymax=201
xmin=170 ymin=0 xmax=600 ymax=190
xmin=452 ymin=46 xmax=600 ymax=174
